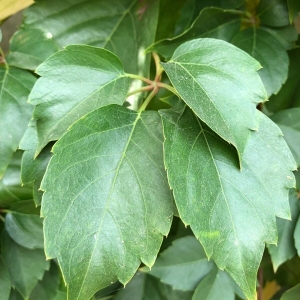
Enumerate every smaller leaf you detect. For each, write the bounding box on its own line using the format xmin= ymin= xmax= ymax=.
xmin=5 ymin=212 xmax=44 ymax=249
xmin=148 ymin=8 xmax=240 ymax=60
xmin=0 ymin=151 xmax=33 ymax=208
xmin=29 ymin=45 xmax=130 ymax=154
xmin=145 ymin=236 xmax=213 ymax=291
xmin=162 ymin=38 xmax=267 ymax=156
xmin=280 ymin=283 xmax=300 ymax=300
xmin=271 ymin=108 xmax=300 ymax=167
xmin=0 ymin=255 xmax=11 ymax=300
xmin=1 ymin=231 xmax=49 ymax=299
xmin=231 ymin=28 xmax=289 ymax=96
xmin=192 ymin=268 xmax=236 ymax=300
xmin=29 ymin=262 xmax=64 ymax=300
xmin=267 ymin=48 xmax=300 ymax=112
xmin=257 ymin=0 xmax=289 ymax=27
xmin=7 ymin=28 xmax=60 ymax=70
xmin=268 ymin=190 xmax=299 ymax=271
xmin=0 ymin=66 xmax=36 ymax=178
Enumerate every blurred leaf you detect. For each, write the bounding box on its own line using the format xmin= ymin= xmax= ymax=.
xmin=0 ymin=151 xmax=33 ymax=208
xmin=281 ymin=284 xmax=300 ymax=300
xmin=148 ymin=8 xmax=240 ymax=60
xmin=192 ymin=268 xmax=236 ymax=300
xmin=7 ymin=28 xmax=60 ymax=70
xmin=114 ymin=273 xmax=193 ymax=300
xmin=287 ymin=0 xmax=300 ymax=23
xmin=257 ymin=0 xmax=289 ymax=27
xmin=0 ymin=0 xmax=33 ymax=21
xmin=271 ymin=108 xmax=300 ymax=167
xmin=29 ymin=262 xmax=65 ymax=300
xmin=231 ymin=28 xmax=289 ymax=96
xmin=267 ymin=48 xmax=300 ymax=112
xmin=0 ymin=66 xmax=36 ymax=178
xmin=1 ymin=231 xmax=49 ymax=299
xmin=0 ymin=255 xmax=11 ymax=300
xmin=22 ymin=0 xmax=159 ymax=75
xmin=8 ymin=200 xmax=40 ymax=215
xmin=5 ymin=212 xmax=44 ymax=249
xmin=145 ymin=236 xmax=213 ymax=291
xmin=268 ymin=191 xmax=299 ymax=270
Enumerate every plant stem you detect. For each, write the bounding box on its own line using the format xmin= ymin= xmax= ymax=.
xmin=127 ymin=85 xmax=153 ymax=97
xmin=139 ymin=88 xmax=158 ymax=112
xmin=157 ymin=82 xmax=180 ymax=97
xmin=153 ymin=52 xmax=164 ymax=81
xmin=0 ymin=47 xmax=7 ymax=67
xmin=126 ymin=73 xmax=153 ymax=85
xmin=0 ymin=214 xmax=5 ymax=222
xmin=257 ymin=267 xmax=263 ymax=300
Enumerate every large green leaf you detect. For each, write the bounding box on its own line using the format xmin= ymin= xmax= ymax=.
xmin=267 ymin=48 xmax=300 ymax=112
xmin=162 ymin=38 xmax=267 ymax=157
xmin=192 ymin=268 xmax=236 ymax=300
xmin=0 ymin=66 xmax=36 ymax=178
xmin=22 ymin=0 xmax=159 ymax=74
xmin=148 ymin=8 xmax=240 ymax=60
xmin=114 ymin=272 xmax=193 ymax=300
xmin=145 ymin=236 xmax=213 ymax=290
xmin=271 ymin=108 xmax=300 ymax=167
xmin=1 ymin=231 xmax=49 ymax=299
xmin=5 ymin=212 xmax=44 ymax=249
xmin=257 ymin=0 xmax=289 ymax=27
xmin=267 ymin=191 xmax=299 ymax=271
xmin=29 ymin=45 xmax=130 ymax=154
xmin=0 ymin=151 xmax=33 ymax=208
xmin=160 ymin=106 xmax=296 ymax=300
xmin=231 ymin=28 xmax=289 ymax=97
xmin=281 ymin=284 xmax=300 ymax=300
xmin=41 ymin=105 xmax=173 ymax=300
xmin=7 ymin=28 xmax=60 ymax=71
xmin=0 ymin=255 xmax=11 ymax=300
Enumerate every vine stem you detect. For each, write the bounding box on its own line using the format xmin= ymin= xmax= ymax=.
xmin=0 ymin=47 xmax=8 ymax=67
xmin=126 ymin=73 xmax=153 ymax=85
xmin=127 ymin=85 xmax=153 ymax=97
xmin=138 ymin=87 xmax=158 ymax=112
xmin=156 ymin=82 xmax=179 ymax=97
xmin=0 ymin=214 xmax=5 ymax=222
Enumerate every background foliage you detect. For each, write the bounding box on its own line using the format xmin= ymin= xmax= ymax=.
xmin=1 ymin=0 xmax=300 ymax=299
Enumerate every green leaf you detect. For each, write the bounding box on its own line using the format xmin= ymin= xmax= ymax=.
xmin=196 ymin=0 xmax=244 ymax=10
xmin=145 ymin=236 xmax=213 ymax=290
xmin=1 ymin=231 xmax=49 ymax=299
xmin=271 ymin=108 xmax=300 ymax=167
xmin=7 ymin=28 xmax=60 ymax=70
xmin=41 ymin=105 xmax=173 ymax=300
xmin=267 ymin=48 xmax=300 ymax=112
xmin=160 ymin=106 xmax=296 ymax=300
xmin=267 ymin=190 xmax=299 ymax=271
xmin=231 ymin=28 xmax=289 ymax=97
xmin=114 ymin=273 xmax=193 ymax=300
xmin=5 ymin=212 xmax=44 ymax=249
xmin=29 ymin=45 xmax=130 ymax=154
xmin=0 ymin=151 xmax=33 ymax=208
xmin=0 ymin=66 xmax=36 ymax=178
xmin=162 ymin=38 xmax=266 ymax=156
xmin=192 ymin=268 xmax=236 ymax=300
xmin=23 ymin=0 xmax=159 ymax=75
xmin=0 ymin=255 xmax=11 ymax=300
xmin=19 ymin=122 xmax=52 ymax=206
xmin=8 ymin=200 xmax=40 ymax=215
xmin=148 ymin=8 xmax=241 ymax=60
xmin=261 ymin=25 xmax=298 ymax=50
xmin=257 ymin=0 xmax=289 ymax=27
xmin=287 ymin=0 xmax=300 ymax=22
xmin=8 ymin=289 xmax=23 ymax=300
xmin=280 ymin=283 xmax=300 ymax=300
xmin=29 ymin=262 xmax=65 ymax=300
